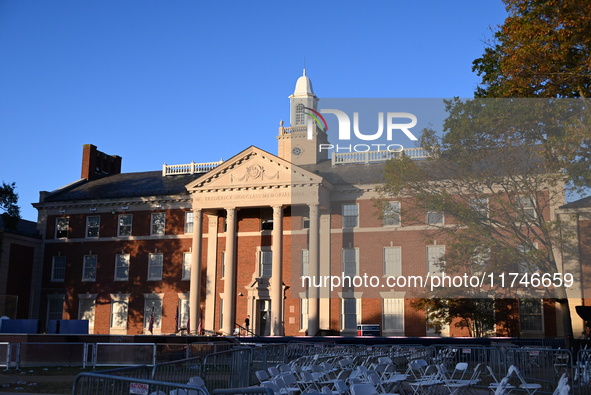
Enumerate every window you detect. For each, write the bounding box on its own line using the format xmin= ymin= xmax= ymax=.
xmin=110 ymin=294 xmax=129 ymax=329
xmin=520 ymin=299 xmax=543 ymax=332
xmin=151 ymin=213 xmax=166 ymax=235
xmin=221 ymin=251 xmax=226 ymax=278
xmin=517 ymin=196 xmax=536 ymax=220
xmin=300 ymin=298 xmax=309 ymax=331
xmin=219 ymin=299 xmax=224 ymax=329
xmin=182 ymin=252 xmax=191 ymax=280
xmin=427 ymin=245 xmax=445 ymax=274
xmin=185 ymin=211 xmax=194 ymax=234
xmin=86 ymin=216 xmax=100 ymax=238
xmin=302 ymin=217 xmax=310 ymax=230
xmin=259 ymin=249 xmax=272 ymax=277
xmin=301 ymin=249 xmax=309 ymax=277
xmin=343 ymin=204 xmax=359 ymax=228
xmin=471 ymin=246 xmax=490 ymax=273
xmin=341 ymin=298 xmax=361 ymax=330
xmin=383 ymin=202 xmax=400 ymax=226
xmin=383 ymin=298 xmax=404 ymax=332
xmin=82 ymin=255 xmax=97 ymax=282
xmin=178 ymin=296 xmax=190 ymax=331
xmin=78 ymin=294 xmax=96 ymax=333
xmin=261 ymin=210 xmax=273 ymax=231
xmin=51 ymin=256 xmax=66 ymax=282
xmin=46 ymin=295 xmax=65 ymax=323
xmin=148 ymin=253 xmax=163 ymax=281
xmin=115 ymin=254 xmax=130 ymax=281
xmin=383 ymin=246 xmax=402 ymax=277
xmin=295 ymin=103 xmax=306 ymax=125
xmin=518 ymin=244 xmax=538 ymax=273
xmin=118 ymin=214 xmax=132 ymax=236
xmin=470 ymin=197 xmax=489 ymax=219
xmin=342 ymin=248 xmax=358 ymax=276
xmin=427 ymin=212 xmax=444 ymax=225
xmin=144 ymin=296 xmax=163 ymax=334
xmin=56 ymin=217 xmax=69 ymax=238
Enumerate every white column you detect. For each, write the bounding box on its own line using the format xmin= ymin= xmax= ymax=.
xmin=221 ymin=208 xmax=237 ymax=336
xmin=189 ymin=209 xmax=202 ymax=335
xmin=307 ymin=204 xmax=320 ymax=336
xmin=271 ymin=205 xmax=283 ymax=336
xmin=204 ymin=213 xmax=219 ymax=333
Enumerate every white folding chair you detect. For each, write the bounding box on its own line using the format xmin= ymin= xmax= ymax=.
xmin=508 ymin=366 xmax=541 ymax=395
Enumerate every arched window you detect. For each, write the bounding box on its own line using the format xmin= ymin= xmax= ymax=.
xmin=295 ymin=103 xmax=306 ymax=125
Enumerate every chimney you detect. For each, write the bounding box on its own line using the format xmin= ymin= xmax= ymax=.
xmin=81 ymin=144 xmax=122 ymax=181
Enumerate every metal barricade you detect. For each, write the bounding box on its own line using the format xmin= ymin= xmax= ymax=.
xmin=152 ymin=356 xmax=204 ymax=384
xmin=18 ymin=342 xmax=86 ymax=367
xmin=213 ymin=388 xmax=274 ymax=395
xmin=576 ymin=349 xmax=591 ymax=395
xmin=189 ymin=342 xmax=234 ymax=359
xmin=72 ymin=372 xmax=209 ymax=395
xmin=202 ymin=347 xmax=252 ymax=389
xmin=505 ymin=347 xmax=573 ymax=393
xmin=94 ymin=365 xmax=152 ymax=379
xmin=94 ymin=343 xmax=157 ymax=367
xmin=156 ymin=343 xmax=192 ymax=362
xmin=0 ymin=342 xmax=19 ymax=369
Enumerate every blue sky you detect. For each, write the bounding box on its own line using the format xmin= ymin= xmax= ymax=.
xmin=0 ymin=1 xmax=509 ymax=221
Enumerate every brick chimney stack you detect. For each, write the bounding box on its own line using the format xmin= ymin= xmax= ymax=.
xmin=81 ymin=144 xmax=122 ymax=181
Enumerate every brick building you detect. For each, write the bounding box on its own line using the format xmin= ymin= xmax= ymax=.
xmin=32 ymin=72 xmax=586 ymax=337
xmin=0 ymin=217 xmax=43 ymax=321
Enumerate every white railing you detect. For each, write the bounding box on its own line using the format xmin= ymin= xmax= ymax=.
xmin=162 ymin=160 xmax=224 ymax=176
xmin=331 ymin=147 xmax=429 ymax=166
xmin=280 ymin=126 xmax=307 ymax=135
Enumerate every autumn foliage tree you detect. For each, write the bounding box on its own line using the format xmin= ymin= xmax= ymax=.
xmin=473 ymin=0 xmax=591 ymax=99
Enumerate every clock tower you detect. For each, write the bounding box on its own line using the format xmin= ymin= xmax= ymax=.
xmin=277 ymin=70 xmax=329 ymax=165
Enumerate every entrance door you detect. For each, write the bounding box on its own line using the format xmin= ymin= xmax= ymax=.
xmin=257 ymin=300 xmax=271 ymax=336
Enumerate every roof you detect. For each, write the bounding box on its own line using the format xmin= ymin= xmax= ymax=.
xmin=0 ymin=216 xmax=40 ymax=238
xmin=300 ymin=160 xmax=387 ymax=185
xmin=292 ymin=69 xmax=314 ymax=97
xmin=560 ymin=195 xmax=591 ymax=209
xmin=42 ymin=171 xmax=203 ymax=202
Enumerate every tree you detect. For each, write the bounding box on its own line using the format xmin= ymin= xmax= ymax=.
xmin=473 ymin=0 xmax=591 ymax=99
xmin=0 ymin=182 xmax=20 ymax=230
xmin=473 ymin=0 xmax=591 ymax=188
xmin=378 ymin=98 xmax=587 ymax=343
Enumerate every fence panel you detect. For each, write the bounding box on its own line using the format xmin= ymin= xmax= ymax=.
xmin=152 ymin=356 xmax=204 ymax=384
xmin=18 ymin=342 xmax=86 ymax=367
xmin=94 ymin=343 xmax=157 ymax=367
xmin=72 ymin=372 xmax=208 ymax=395
xmin=505 ymin=348 xmax=573 ymax=393
xmin=203 ymin=348 xmax=252 ymax=389
xmin=0 ymin=342 xmax=19 ymax=369
xmin=213 ymin=388 xmax=274 ymax=395
xmin=94 ymin=365 xmax=152 ymax=379
xmin=189 ymin=342 xmax=234 ymax=359
xmin=576 ymin=349 xmax=591 ymax=395
xmin=156 ymin=343 xmax=191 ymax=363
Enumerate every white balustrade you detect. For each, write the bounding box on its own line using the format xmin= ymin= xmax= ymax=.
xmin=331 ymin=147 xmax=429 ymax=166
xmin=162 ymin=160 xmax=224 ymax=176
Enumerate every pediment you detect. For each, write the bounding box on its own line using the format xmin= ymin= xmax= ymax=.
xmin=185 ymin=146 xmax=325 ymax=191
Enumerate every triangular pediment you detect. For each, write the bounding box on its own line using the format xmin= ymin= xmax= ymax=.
xmin=185 ymin=146 xmax=325 ymax=191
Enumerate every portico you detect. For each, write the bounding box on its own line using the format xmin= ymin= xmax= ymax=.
xmin=185 ymin=146 xmax=331 ymax=336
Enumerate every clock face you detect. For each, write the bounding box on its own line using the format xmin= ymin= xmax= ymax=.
xmin=292 ymin=147 xmax=302 ymax=156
